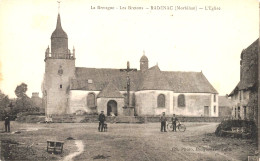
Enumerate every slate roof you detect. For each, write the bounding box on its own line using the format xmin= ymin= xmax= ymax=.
xmin=229 ymin=39 xmax=258 ymax=96
xmin=239 ymin=39 xmax=258 ymax=90
xmin=71 ymin=67 xmax=142 ymax=91
xmin=140 ymin=55 xmax=148 ymax=62
xmin=228 ymin=82 xmax=240 ymax=96
xmin=163 ymin=71 xmax=218 ymax=93
xmin=97 ymin=82 xmax=124 ymax=98
xmin=51 ymin=14 xmax=68 ymax=39
xmin=138 ymin=65 xmax=172 ymax=90
xmin=70 ymin=65 xmax=218 ymax=94
xmin=218 ymin=96 xmax=234 ymax=107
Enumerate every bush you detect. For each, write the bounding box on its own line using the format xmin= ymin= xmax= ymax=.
xmin=215 ymin=119 xmax=257 ymax=139
xmin=0 ymin=114 xmax=17 ymax=121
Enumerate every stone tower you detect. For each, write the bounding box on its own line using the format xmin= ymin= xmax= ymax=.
xmin=43 ymin=13 xmax=75 ymax=115
xmin=140 ymin=52 xmax=149 ymax=71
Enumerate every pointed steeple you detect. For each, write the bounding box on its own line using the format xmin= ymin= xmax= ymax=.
xmin=51 ymin=14 xmax=68 ymax=39
xmin=51 ymin=13 xmax=68 ymax=55
xmin=56 ymin=14 xmax=62 ymax=28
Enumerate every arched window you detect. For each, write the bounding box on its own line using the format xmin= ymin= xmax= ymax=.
xmin=157 ymin=94 xmax=165 ymax=107
xmin=87 ymin=93 xmax=96 ymax=107
xmin=178 ymin=94 xmax=185 ymax=107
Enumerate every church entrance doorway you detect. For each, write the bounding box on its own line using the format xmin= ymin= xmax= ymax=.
xmin=107 ymin=100 xmax=118 ymax=116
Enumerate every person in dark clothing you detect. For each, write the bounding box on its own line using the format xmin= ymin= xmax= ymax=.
xmin=160 ymin=112 xmax=167 ymax=132
xmin=4 ymin=114 xmax=10 ymax=132
xmin=98 ymin=111 xmax=106 ymax=132
xmin=171 ymin=114 xmax=178 ymax=132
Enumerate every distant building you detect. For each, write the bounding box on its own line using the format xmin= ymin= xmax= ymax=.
xmin=228 ymin=39 xmax=258 ymax=121
xmin=218 ymin=95 xmax=233 ymax=117
xmin=31 ymin=92 xmax=43 ymax=113
xmin=42 ymin=13 xmax=219 ymax=117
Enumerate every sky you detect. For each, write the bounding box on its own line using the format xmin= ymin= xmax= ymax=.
xmin=0 ymin=0 xmax=258 ymax=98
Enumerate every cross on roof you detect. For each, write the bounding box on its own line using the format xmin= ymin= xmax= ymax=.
xmin=120 ymin=61 xmax=137 ymax=73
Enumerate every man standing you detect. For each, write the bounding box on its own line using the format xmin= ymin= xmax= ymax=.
xmin=171 ymin=114 xmax=178 ymax=132
xmin=98 ymin=111 xmax=106 ymax=132
xmin=160 ymin=112 xmax=167 ymax=132
xmin=4 ymin=113 xmax=10 ymax=132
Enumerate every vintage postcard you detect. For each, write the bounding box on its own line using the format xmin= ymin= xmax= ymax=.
xmin=0 ymin=0 xmax=259 ymax=160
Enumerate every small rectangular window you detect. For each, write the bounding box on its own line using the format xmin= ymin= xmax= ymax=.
xmin=60 ymin=84 xmax=62 ymax=88
xmin=213 ymin=94 xmax=216 ymax=102
xmin=214 ymin=106 xmax=216 ymax=113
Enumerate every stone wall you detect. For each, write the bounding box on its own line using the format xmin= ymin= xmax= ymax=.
xmin=67 ymin=90 xmax=218 ymax=117
xmin=145 ymin=116 xmax=224 ymax=122
xmin=43 ymin=59 xmax=75 ymax=115
xmin=16 ymin=115 xmax=225 ymax=123
xmin=69 ymin=90 xmax=137 ymax=115
xmin=135 ymin=91 xmax=218 ymax=117
xmin=248 ymin=90 xmax=258 ymax=122
xmin=16 ymin=115 xmax=45 ymax=123
xmin=135 ymin=90 xmax=173 ymax=115
xmin=173 ymin=93 xmax=215 ymax=116
xmin=69 ymin=90 xmax=100 ymax=113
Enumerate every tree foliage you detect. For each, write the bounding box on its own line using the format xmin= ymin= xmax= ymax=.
xmin=0 ymin=90 xmax=10 ymax=108
xmin=14 ymin=83 xmax=34 ymax=113
xmin=15 ymin=83 xmax=28 ymax=98
xmin=0 ymin=90 xmax=10 ymax=112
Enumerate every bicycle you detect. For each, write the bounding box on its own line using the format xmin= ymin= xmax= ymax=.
xmin=167 ymin=121 xmax=186 ymax=132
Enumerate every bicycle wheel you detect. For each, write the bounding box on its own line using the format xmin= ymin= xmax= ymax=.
xmin=167 ymin=123 xmax=173 ymax=130
xmin=178 ymin=124 xmax=186 ymax=132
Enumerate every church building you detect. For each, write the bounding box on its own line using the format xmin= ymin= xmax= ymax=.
xmin=42 ymin=13 xmax=219 ymax=117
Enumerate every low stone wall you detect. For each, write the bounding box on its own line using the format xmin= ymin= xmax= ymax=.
xmin=16 ymin=115 xmax=227 ymax=123
xmin=80 ymin=116 xmax=145 ymax=123
xmin=16 ymin=115 xmax=45 ymax=123
xmin=145 ymin=116 xmax=227 ymax=122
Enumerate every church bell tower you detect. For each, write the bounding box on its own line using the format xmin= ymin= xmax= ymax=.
xmin=43 ymin=13 xmax=75 ymax=115
xmin=140 ymin=51 xmax=149 ymax=72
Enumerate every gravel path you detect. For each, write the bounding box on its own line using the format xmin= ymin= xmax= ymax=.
xmin=63 ymin=140 xmax=84 ymax=161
